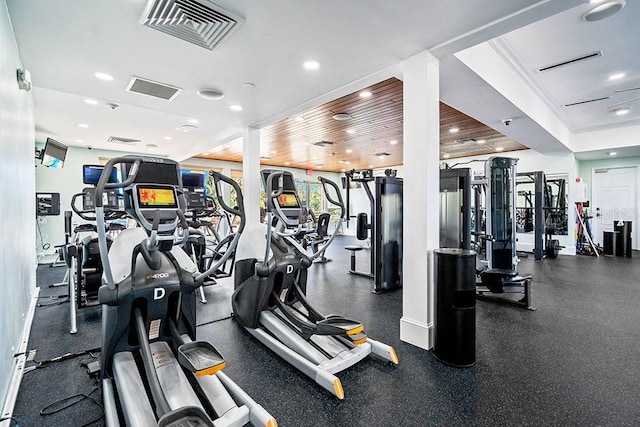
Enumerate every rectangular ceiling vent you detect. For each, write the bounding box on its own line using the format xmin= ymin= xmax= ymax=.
xmin=140 ymin=0 xmax=244 ymax=50
xmin=538 ymin=51 xmax=602 ymax=73
xmin=126 ymin=77 xmax=182 ymax=101
xmin=455 ymin=138 xmax=477 ymax=144
xmin=313 ymin=140 xmax=335 ymax=148
xmin=108 ymin=136 xmax=142 ymax=145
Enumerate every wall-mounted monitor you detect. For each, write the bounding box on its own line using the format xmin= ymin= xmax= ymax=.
xmin=181 ymin=171 xmax=205 ymax=189
xmin=83 ymin=164 xmax=119 ymax=185
xmin=41 ymin=138 xmax=68 ymax=168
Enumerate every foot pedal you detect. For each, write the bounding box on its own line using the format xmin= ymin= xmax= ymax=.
xmin=316 ymin=318 xmax=367 ymax=345
xmin=158 ymin=406 xmax=213 ymax=427
xmin=177 ymin=341 xmax=225 ymax=376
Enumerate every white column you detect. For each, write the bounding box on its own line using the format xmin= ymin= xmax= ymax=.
xmin=400 ymin=50 xmax=440 ymax=350
xmin=242 ymin=127 xmax=262 ymax=225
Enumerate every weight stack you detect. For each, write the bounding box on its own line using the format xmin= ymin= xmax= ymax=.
xmin=433 ymin=248 xmax=476 ymax=368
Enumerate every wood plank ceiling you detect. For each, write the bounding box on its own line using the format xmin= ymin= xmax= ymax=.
xmin=196 ymin=77 xmax=528 ymax=172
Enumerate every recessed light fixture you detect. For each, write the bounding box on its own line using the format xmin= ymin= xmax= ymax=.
xmin=284 ymin=161 xmax=290 ymax=166
xmin=180 ymin=124 xmax=198 ymax=132
xmin=164 ymin=136 xmax=172 ymax=140
xmin=295 ymin=116 xmax=305 ymax=122
xmin=612 ymin=107 xmax=632 ymax=115
xmin=188 ymin=118 xmax=199 ymax=124
xmin=359 ymin=90 xmax=372 ymax=98
xmin=449 ymin=127 xmax=459 ymax=133
xmin=230 ymin=104 xmax=243 ymax=111
xmin=333 ymin=113 xmax=351 ymax=121
xmin=346 ymin=149 xmax=353 ymax=154
xmin=608 ymin=72 xmax=626 ymax=81
xmin=341 ymin=168 xmax=346 ymax=172
xmin=608 ymin=151 xmax=617 ymax=156
xmin=197 ymin=88 xmax=224 ymax=100
xmin=495 ymin=147 xmax=504 ymax=152
xmin=270 ymin=150 xmax=277 ymax=154
xmin=84 ymin=99 xmax=98 ymax=105
xmin=389 ymin=140 xmax=398 ymax=145
xmin=75 ymin=139 xmax=84 ymax=143
xmin=78 ymin=123 xmax=89 ymax=128
xmin=583 ymin=0 xmax=626 ymax=22
xmin=94 ymin=72 xmax=114 ymax=81
xmin=368 ymin=164 xmax=374 ymax=168
xmin=477 ymin=139 xmax=486 ymax=144
xmin=346 ymin=129 xmax=356 ymax=135
xmin=303 ymin=60 xmax=320 ymax=70
xmin=442 ymin=153 xmax=450 ymax=159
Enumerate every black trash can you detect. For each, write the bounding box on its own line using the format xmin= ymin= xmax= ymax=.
xmin=603 ymin=231 xmax=618 ymax=256
xmin=614 ymin=221 xmax=632 ymax=257
xmin=433 ymin=248 xmax=476 ymax=368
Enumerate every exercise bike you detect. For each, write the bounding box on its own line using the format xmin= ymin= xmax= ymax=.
xmin=94 ymin=156 xmax=276 ymax=427
xmin=232 ymin=170 xmax=398 ymax=399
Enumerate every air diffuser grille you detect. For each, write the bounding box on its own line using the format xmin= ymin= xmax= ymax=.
xmin=140 ymin=0 xmax=244 ymax=50
xmin=108 ymin=136 xmax=141 ymax=145
xmin=538 ymin=51 xmax=602 ymax=73
xmin=313 ymin=141 xmax=335 ymax=147
xmin=126 ymin=77 xmax=182 ymax=100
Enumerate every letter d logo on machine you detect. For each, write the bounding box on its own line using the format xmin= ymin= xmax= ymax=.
xmin=286 ymin=265 xmax=294 ymax=274
xmin=154 ymin=288 xmax=166 ymax=300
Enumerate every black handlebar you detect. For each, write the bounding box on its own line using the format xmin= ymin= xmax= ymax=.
xmin=265 ymin=171 xmax=284 ymax=213
xmin=318 ymin=177 xmax=345 ymax=218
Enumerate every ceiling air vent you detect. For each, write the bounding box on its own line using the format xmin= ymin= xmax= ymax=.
xmin=565 ymin=96 xmax=610 ymax=107
xmin=140 ymin=0 xmax=244 ymax=50
xmin=538 ymin=51 xmax=602 ymax=73
xmin=313 ymin=140 xmax=335 ymax=148
xmin=126 ymin=77 xmax=182 ymax=101
xmin=454 ymin=138 xmax=477 ymax=144
xmin=108 ymin=136 xmax=142 ymax=145
xmin=375 ymin=152 xmax=391 ymax=157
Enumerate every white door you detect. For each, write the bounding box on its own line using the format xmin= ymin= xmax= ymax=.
xmin=591 ymin=166 xmax=637 ymax=249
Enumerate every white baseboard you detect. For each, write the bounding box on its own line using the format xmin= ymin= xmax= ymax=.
xmin=1 ymin=287 xmax=40 ymax=425
xmin=400 ymin=316 xmax=433 ymax=350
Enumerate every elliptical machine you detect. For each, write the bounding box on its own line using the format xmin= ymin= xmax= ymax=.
xmin=94 ymin=156 xmax=276 ymax=427
xmin=232 ymin=170 xmax=398 ymax=399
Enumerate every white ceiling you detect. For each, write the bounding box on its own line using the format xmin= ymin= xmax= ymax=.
xmin=7 ymin=0 xmax=638 ymax=163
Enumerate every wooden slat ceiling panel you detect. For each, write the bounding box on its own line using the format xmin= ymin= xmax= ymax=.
xmin=196 ymin=77 xmax=528 ymax=171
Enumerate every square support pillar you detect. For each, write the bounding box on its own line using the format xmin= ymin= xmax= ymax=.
xmin=242 ymin=127 xmax=261 ymax=225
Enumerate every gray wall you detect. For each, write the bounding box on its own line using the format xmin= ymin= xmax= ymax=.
xmin=0 ymin=0 xmax=36 ymax=407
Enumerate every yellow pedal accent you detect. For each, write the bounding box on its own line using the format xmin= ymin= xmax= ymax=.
xmin=266 ymin=418 xmax=278 ymax=427
xmin=333 ymin=378 xmax=344 ymax=399
xmin=390 ymin=347 xmax=399 ymax=364
xmin=346 ymin=325 xmax=364 ymax=335
xmin=352 ymin=337 xmax=367 ymax=345
xmin=195 ymin=361 xmax=226 ymax=376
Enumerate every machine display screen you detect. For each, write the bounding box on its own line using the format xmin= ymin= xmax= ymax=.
xmin=277 ymin=192 xmax=300 ymax=208
xmin=137 ymin=187 xmax=178 ymax=208
xmin=83 ymin=165 xmax=119 ymax=185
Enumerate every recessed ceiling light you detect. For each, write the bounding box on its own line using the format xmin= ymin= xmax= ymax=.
xmin=368 ymin=164 xmax=374 ymax=168
xmin=180 ymin=124 xmax=198 ymax=132
xmin=346 ymin=149 xmax=353 ymax=154
xmin=608 ymin=151 xmax=617 ymax=156
xmin=75 ymin=139 xmax=84 ymax=143
xmin=230 ymin=104 xmax=243 ymax=111
xmin=449 ymin=127 xmax=459 ymax=133
xmin=188 ymin=118 xmax=199 ymax=124
xmin=94 ymin=72 xmax=114 ymax=81
xmin=442 ymin=153 xmax=450 ymax=159
xmin=583 ymin=0 xmax=626 ymax=22
xmin=477 ymin=139 xmax=486 ymax=144
xmin=389 ymin=140 xmax=398 ymax=145
xmin=359 ymin=90 xmax=372 ymax=98
xmin=295 ymin=116 xmax=305 ymax=122
xmin=333 ymin=113 xmax=351 ymax=121
xmin=608 ymin=72 xmax=626 ymax=81
xmin=78 ymin=123 xmax=89 ymax=128
xmin=303 ymin=60 xmax=320 ymax=70
xmin=612 ymin=107 xmax=632 ymax=115
xmin=346 ymin=129 xmax=356 ymax=134
xmin=341 ymin=168 xmax=346 ymax=172
xmin=495 ymin=147 xmax=504 ymax=152
xmin=197 ymin=88 xmax=224 ymax=100
xmin=270 ymin=150 xmax=276 ymax=154
xmin=164 ymin=136 xmax=172 ymax=140
xmin=84 ymin=99 xmax=98 ymax=105
xmin=284 ymin=161 xmax=290 ymax=166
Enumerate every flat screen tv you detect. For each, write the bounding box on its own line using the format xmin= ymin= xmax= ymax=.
xmin=41 ymin=138 xmax=68 ymax=168
xmin=181 ymin=171 xmax=205 ymax=189
xmin=83 ymin=165 xmax=119 ymax=185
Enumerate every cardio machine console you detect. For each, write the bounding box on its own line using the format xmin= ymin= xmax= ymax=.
xmin=132 ymin=184 xmax=180 ymax=234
